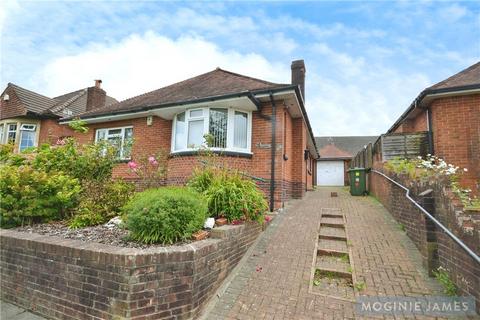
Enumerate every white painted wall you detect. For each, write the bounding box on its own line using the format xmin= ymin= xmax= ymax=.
xmin=316 ymin=161 xmax=344 ymax=186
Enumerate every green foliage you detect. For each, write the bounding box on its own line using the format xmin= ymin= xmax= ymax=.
xmin=69 ymin=180 xmax=134 ymax=229
xmin=0 ymin=138 xmax=132 ymax=229
xmin=204 ymin=172 xmax=268 ymax=223
xmin=0 ymin=165 xmax=81 ymax=227
xmin=124 ymin=187 xmax=207 ymax=244
xmin=32 ymin=139 xmax=116 ymax=183
xmin=188 ymin=167 xmax=216 ymax=194
xmin=354 ymin=281 xmax=366 ymax=291
xmin=433 ymin=267 xmax=457 ymax=296
xmin=384 ymin=157 xmax=419 ymax=179
xmin=68 ymin=119 xmax=89 ymax=133
xmin=189 ymin=165 xmax=268 ymax=223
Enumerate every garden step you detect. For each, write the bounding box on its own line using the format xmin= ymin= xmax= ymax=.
xmin=317 ymin=239 xmax=348 ymax=254
xmin=316 ymin=254 xmax=351 ymax=275
xmin=318 ymin=226 xmax=346 ymax=240
xmin=320 ymin=216 xmax=344 ymax=225
xmin=320 ymin=213 xmax=343 ymax=219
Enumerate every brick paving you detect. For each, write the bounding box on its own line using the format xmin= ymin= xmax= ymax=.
xmin=203 ymin=187 xmax=446 ymax=320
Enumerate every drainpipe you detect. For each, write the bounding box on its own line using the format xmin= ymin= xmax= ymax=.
xmin=269 ymin=93 xmax=277 ymax=212
xmin=426 ymin=107 xmax=434 ymax=155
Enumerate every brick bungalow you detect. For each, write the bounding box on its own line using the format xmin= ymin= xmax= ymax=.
xmin=388 ymin=61 xmax=480 ymax=191
xmin=315 ymin=136 xmax=377 ymax=186
xmin=1 ymin=60 xmax=319 ymax=210
xmin=0 ymin=80 xmax=117 ymax=151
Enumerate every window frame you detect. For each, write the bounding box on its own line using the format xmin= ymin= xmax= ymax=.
xmin=0 ymin=124 xmax=4 ymax=144
xmin=95 ymin=126 xmax=133 ymax=160
xmin=7 ymin=123 xmax=17 ymax=144
xmin=19 ymin=124 xmax=37 ymax=152
xmin=171 ymin=107 xmax=252 ymax=154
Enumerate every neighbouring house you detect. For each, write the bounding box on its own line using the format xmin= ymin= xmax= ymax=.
xmin=0 ymin=60 xmax=318 ymax=210
xmin=0 ymin=80 xmax=117 ymax=152
xmin=315 ymin=136 xmax=377 ymax=186
xmin=387 ymin=61 xmax=480 ymax=191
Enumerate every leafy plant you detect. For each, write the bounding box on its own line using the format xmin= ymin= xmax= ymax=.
xmin=69 ymin=180 xmax=134 ymax=228
xmin=124 ymin=187 xmax=207 ymax=244
xmin=205 ymin=172 xmax=267 ymax=223
xmin=68 ymin=119 xmax=89 ymax=133
xmin=354 ymin=281 xmax=366 ymax=291
xmin=32 ymin=139 xmax=116 ymax=183
xmin=433 ymin=267 xmax=457 ymax=296
xmin=188 ymin=167 xmax=216 ymax=194
xmin=0 ymin=165 xmax=81 ymax=227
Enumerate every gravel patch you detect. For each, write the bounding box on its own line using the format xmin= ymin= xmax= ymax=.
xmin=14 ymin=221 xmax=192 ymax=249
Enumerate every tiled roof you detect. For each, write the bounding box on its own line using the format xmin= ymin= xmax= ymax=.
xmin=8 ymin=83 xmax=57 ymax=115
xmin=315 ymin=136 xmax=378 ymax=159
xmin=76 ymin=68 xmax=289 ymax=118
xmin=428 ymin=61 xmax=480 ymax=91
xmin=5 ymin=83 xmax=117 ymax=118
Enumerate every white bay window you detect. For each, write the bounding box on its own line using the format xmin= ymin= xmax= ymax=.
xmin=95 ymin=126 xmax=133 ymax=160
xmin=172 ymin=107 xmax=251 ymax=153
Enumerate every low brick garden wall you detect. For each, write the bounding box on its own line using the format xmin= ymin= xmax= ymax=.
xmin=369 ymin=169 xmax=480 ymax=312
xmin=0 ymin=222 xmax=262 ymax=320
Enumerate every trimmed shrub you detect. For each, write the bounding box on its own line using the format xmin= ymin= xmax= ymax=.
xmin=124 ymin=187 xmax=207 ymax=244
xmin=0 ymin=165 xmax=81 ymax=227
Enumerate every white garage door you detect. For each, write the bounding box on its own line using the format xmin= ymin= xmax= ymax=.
xmin=316 ymin=161 xmax=344 ymax=186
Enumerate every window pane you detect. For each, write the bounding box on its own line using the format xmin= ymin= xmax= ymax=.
xmin=174 ymin=112 xmax=186 ymax=150
xmin=190 ymin=109 xmax=203 ymax=118
xmin=209 ymin=108 xmax=228 ymax=148
xmin=0 ymin=124 xmax=4 ymax=143
xmin=107 ymin=129 xmax=122 ymax=136
xmin=96 ymin=129 xmax=106 ymax=141
xmin=123 ymin=128 xmax=133 ymax=159
xmin=19 ymin=130 xmax=35 ymax=151
xmin=188 ymin=120 xmax=204 ymax=148
xmin=7 ymin=124 xmax=17 ymax=143
xmin=234 ymin=111 xmax=248 ymax=149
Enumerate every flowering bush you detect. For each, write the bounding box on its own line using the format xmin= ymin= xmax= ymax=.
xmin=127 ymin=151 xmax=168 ymax=188
xmin=385 ymin=154 xmax=478 ymax=209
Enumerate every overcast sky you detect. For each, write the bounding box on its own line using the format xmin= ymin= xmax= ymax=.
xmin=1 ymin=1 xmax=478 ymax=136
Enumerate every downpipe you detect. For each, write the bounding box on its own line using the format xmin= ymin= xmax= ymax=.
xmin=371 ymin=169 xmax=480 ymax=265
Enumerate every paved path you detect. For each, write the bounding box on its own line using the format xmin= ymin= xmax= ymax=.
xmin=1 ymin=301 xmax=45 ymax=320
xmin=203 ymin=187 xmax=445 ymax=320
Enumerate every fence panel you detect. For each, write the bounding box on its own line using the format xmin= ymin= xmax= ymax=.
xmin=381 ymin=132 xmax=430 ymax=161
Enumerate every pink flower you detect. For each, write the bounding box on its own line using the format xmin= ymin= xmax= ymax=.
xmin=264 ymin=216 xmax=272 ymax=223
xmin=148 ymin=156 xmax=158 ymax=165
xmin=128 ymin=161 xmax=138 ymax=170
xmin=55 ymin=139 xmax=66 ymax=145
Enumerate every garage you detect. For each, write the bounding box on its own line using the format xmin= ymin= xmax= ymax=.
xmin=316 ymin=160 xmax=345 ymax=186
xmin=314 ymin=136 xmax=378 ymax=187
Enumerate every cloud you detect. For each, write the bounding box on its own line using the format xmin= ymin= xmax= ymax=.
xmin=35 ymin=32 xmax=289 ymax=100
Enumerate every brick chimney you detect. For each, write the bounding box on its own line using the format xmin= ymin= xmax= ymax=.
xmin=86 ymin=79 xmax=106 ymax=111
xmin=291 ymin=60 xmax=306 ymax=102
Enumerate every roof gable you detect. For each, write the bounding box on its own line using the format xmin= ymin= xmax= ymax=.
xmin=8 ymin=83 xmax=57 ymax=115
xmin=75 ymin=68 xmax=288 ymax=118
xmin=315 ymin=136 xmax=378 ymax=159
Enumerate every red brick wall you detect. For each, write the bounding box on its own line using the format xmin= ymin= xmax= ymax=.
xmin=393 ymin=110 xmax=427 ymax=134
xmin=430 ymin=94 xmax=480 ymax=191
xmin=63 ymin=102 xmax=312 ymax=209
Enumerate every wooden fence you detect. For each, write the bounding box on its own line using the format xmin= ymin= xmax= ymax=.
xmin=351 ymin=131 xmax=430 ymax=168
